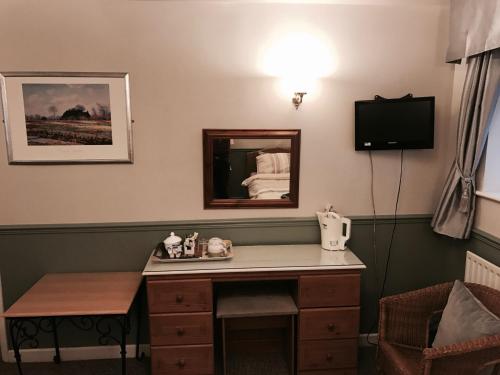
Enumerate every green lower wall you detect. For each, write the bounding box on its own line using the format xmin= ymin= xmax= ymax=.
xmin=466 ymin=230 xmax=500 ymax=265
xmin=0 ymin=216 xmax=498 ymax=349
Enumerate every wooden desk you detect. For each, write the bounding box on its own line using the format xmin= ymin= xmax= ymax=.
xmin=143 ymin=244 xmax=366 ymax=375
xmin=3 ymin=272 xmax=143 ymax=375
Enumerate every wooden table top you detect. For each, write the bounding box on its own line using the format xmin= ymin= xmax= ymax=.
xmin=143 ymin=244 xmax=366 ymax=276
xmin=3 ymin=272 xmax=143 ymax=318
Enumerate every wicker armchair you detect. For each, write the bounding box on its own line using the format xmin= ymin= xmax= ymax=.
xmin=377 ymin=282 xmax=500 ymax=375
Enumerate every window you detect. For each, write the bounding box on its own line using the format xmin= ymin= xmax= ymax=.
xmin=477 ymin=93 xmax=500 ymax=203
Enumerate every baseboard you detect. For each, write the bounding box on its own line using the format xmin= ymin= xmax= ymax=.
xmin=3 ymin=334 xmax=376 ymax=363
xmin=359 ymin=333 xmax=379 ymax=347
xmin=4 ymin=344 xmax=150 ymax=363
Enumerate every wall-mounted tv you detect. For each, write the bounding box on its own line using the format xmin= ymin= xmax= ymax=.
xmin=355 ymin=96 xmax=435 ymax=150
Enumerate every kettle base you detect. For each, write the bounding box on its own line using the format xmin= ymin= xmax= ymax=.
xmin=321 ymin=247 xmax=346 ymax=251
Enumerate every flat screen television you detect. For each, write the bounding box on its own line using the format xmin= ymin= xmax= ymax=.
xmin=355 ymin=96 xmax=435 ymax=150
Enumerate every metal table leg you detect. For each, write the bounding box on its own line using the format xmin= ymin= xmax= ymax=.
xmin=8 ymin=318 xmax=48 ymax=375
xmin=96 ymin=315 xmax=130 ymax=375
xmin=51 ymin=317 xmax=61 ymax=364
xmin=10 ymin=314 xmax=133 ymax=375
xmin=120 ymin=315 xmax=129 ymax=375
xmin=135 ymin=280 xmax=145 ymax=361
xmin=9 ymin=319 xmax=24 ymax=375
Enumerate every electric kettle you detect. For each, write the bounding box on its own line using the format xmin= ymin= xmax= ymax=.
xmin=316 ymin=204 xmax=351 ymax=251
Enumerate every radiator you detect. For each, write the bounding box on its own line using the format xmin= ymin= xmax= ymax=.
xmin=465 ymin=251 xmax=500 ymax=290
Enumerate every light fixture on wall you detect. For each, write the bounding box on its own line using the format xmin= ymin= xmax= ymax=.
xmin=292 ymin=92 xmax=307 ymax=109
xmin=259 ymin=31 xmax=336 ymax=110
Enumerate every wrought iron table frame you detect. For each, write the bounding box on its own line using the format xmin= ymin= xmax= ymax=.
xmin=7 ymin=281 xmax=145 ymax=375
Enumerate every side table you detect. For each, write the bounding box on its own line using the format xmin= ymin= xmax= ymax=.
xmin=3 ymin=272 xmax=143 ymax=375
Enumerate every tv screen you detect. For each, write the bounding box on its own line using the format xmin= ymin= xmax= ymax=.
xmin=355 ymin=96 xmax=435 ymax=150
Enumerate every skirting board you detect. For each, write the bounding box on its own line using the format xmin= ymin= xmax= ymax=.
xmin=3 ymin=335 xmax=377 ymax=363
xmin=4 ymin=344 xmax=150 ymax=363
xmin=359 ymin=333 xmax=379 ymax=347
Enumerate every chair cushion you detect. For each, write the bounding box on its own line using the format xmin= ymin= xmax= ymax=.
xmin=378 ymin=341 xmax=423 ymax=375
xmin=432 ymin=280 xmax=500 ymax=347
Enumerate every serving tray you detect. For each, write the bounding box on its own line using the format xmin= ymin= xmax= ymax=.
xmin=152 ymin=247 xmax=234 ymax=263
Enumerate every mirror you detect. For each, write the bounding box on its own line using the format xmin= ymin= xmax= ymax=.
xmin=203 ymin=129 xmax=301 ymax=208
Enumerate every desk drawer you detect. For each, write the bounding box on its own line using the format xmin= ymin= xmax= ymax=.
xmin=299 ymin=274 xmax=360 ymax=308
xmin=148 ymin=279 xmax=212 ymax=313
xmin=300 ymin=307 xmax=359 ymax=340
xmin=151 ymin=344 xmax=213 ymax=375
xmin=150 ymin=312 xmax=213 ymax=346
xmin=298 ymin=338 xmax=357 ymax=370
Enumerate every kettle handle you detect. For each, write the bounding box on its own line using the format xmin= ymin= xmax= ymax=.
xmin=342 ymin=217 xmax=351 ymax=242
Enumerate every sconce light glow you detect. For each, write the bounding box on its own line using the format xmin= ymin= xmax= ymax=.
xmin=260 ymin=31 xmax=335 ymax=107
xmin=261 ymin=32 xmax=335 ymax=78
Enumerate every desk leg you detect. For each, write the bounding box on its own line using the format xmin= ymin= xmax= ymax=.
xmin=222 ymin=319 xmax=226 ymax=375
xmin=290 ymin=315 xmax=295 ymax=375
xmin=135 ymin=280 xmax=145 ymax=361
xmin=120 ymin=315 xmax=130 ymax=375
xmin=9 ymin=319 xmax=24 ymax=375
xmin=96 ymin=315 xmax=131 ymax=375
xmin=51 ymin=317 xmax=61 ymax=364
xmin=9 ymin=318 xmax=41 ymax=375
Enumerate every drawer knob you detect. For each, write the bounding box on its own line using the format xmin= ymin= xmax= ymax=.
xmin=176 ymin=294 xmax=184 ymax=303
xmin=176 ymin=327 xmax=185 ymax=336
xmin=176 ymin=359 xmax=186 ymax=368
xmin=326 ymin=353 xmax=333 ymax=361
xmin=327 ymin=323 xmax=336 ymax=332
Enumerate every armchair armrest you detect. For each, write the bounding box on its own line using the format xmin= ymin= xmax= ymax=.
xmin=422 ymin=335 xmax=500 ymax=375
xmin=379 ymin=283 xmax=453 ymax=349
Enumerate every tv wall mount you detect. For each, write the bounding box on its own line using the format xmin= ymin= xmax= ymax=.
xmin=374 ymin=93 xmax=413 ymax=101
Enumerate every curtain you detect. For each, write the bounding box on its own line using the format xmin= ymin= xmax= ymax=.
xmin=431 ymin=49 xmax=500 ymax=239
xmin=447 ymin=0 xmax=500 ymax=63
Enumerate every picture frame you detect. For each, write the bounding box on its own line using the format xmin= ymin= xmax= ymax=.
xmin=0 ymin=72 xmax=133 ymax=164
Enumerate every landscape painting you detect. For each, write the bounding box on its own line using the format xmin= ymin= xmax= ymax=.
xmin=22 ymin=83 xmax=113 ymax=146
xmin=1 ymin=72 xmax=132 ymax=164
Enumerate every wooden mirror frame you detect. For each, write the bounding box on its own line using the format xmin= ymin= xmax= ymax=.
xmin=203 ymin=129 xmax=301 ymax=209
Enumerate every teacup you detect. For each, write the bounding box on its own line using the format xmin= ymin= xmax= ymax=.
xmin=207 ymin=238 xmax=227 ymax=257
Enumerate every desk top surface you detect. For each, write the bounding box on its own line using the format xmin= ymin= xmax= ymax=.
xmin=143 ymin=244 xmax=366 ymax=276
xmin=4 ymin=272 xmax=142 ymax=318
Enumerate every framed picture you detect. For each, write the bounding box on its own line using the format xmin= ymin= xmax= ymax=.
xmin=0 ymin=72 xmax=133 ymax=164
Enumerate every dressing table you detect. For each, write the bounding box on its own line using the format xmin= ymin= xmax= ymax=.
xmin=143 ymin=244 xmax=366 ymax=375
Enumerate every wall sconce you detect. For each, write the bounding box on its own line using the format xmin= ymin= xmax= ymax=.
xmin=292 ymin=92 xmax=307 ymax=109
xmin=260 ymin=31 xmax=335 ymax=110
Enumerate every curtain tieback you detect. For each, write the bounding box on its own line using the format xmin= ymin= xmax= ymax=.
xmin=458 ymin=172 xmax=474 ymax=214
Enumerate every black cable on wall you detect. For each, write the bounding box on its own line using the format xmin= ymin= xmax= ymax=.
xmin=366 ymin=149 xmax=404 ymax=346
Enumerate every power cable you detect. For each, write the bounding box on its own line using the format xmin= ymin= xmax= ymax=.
xmin=366 ymin=149 xmax=404 ymax=346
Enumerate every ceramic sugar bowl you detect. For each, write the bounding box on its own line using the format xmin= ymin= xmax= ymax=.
xmin=163 ymin=232 xmax=183 ymax=258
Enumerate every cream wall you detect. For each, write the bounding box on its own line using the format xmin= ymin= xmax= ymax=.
xmin=0 ymin=0 xmax=455 ymax=225
xmin=475 ymin=199 xmax=500 ymax=238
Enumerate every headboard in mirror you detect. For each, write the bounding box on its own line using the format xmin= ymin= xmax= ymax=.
xmin=203 ymin=129 xmax=301 ymax=208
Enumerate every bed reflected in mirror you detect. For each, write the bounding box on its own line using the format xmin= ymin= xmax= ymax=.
xmin=203 ymin=130 xmax=300 ymax=208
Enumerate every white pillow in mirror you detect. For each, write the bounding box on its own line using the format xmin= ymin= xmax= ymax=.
xmin=256 ymin=153 xmax=290 ymax=174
